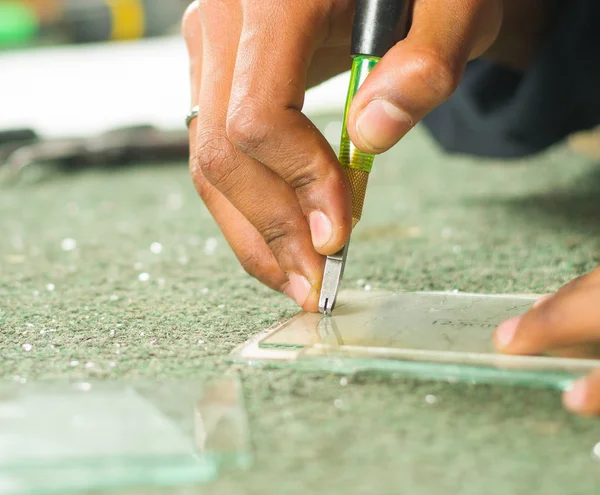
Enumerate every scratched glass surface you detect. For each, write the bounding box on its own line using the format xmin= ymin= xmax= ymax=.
xmin=261 ymin=290 xmax=535 ymax=352
xmin=251 ymin=290 xmax=600 ymax=389
xmin=0 ymin=375 xmax=250 ymax=495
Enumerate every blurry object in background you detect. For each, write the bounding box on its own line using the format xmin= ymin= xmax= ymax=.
xmin=61 ymin=0 xmax=185 ymax=43
xmin=0 ymin=0 xmax=189 ymax=48
xmin=0 ymin=125 xmax=190 ymax=184
xmin=0 ymin=128 xmax=39 ymax=165
xmin=22 ymin=0 xmax=62 ymax=24
xmin=568 ymin=126 xmax=600 ymax=159
xmin=0 ymin=2 xmax=40 ymax=46
xmin=0 ymin=35 xmax=347 ymax=140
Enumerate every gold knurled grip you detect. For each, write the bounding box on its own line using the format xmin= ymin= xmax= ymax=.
xmin=343 ymin=167 xmax=369 ymax=227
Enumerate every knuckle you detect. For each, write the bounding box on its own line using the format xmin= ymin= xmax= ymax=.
xmin=226 ymin=102 xmax=270 ymax=155
xmin=288 ymin=168 xmax=319 ymax=191
xmin=195 ymin=133 xmax=237 ymax=189
xmin=408 ymin=49 xmax=462 ymax=102
xmin=280 ymin=146 xmax=343 ymax=192
xmin=260 ymin=217 xmax=300 ymax=254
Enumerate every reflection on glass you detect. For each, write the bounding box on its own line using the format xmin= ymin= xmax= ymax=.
xmin=0 ymin=374 xmax=250 ymax=495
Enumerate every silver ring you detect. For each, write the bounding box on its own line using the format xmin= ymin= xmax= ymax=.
xmin=186 ymin=105 xmax=199 ymax=129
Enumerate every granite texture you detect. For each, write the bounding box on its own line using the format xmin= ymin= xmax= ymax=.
xmin=2 ymin=117 xmax=600 ymax=494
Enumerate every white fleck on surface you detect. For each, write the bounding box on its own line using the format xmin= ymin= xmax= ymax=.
xmin=140 ymin=332 xmax=145 ymax=337
xmin=22 ymin=344 xmax=32 ymax=352
xmin=592 ymin=442 xmax=600 ymax=460
xmin=150 ymin=242 xmax=163 ymax=254
xmin=61 ymin=238 xmax=77 ymax=251
xmin=364 ymin=284 xmax=372 ymax=292
xmin=70 ymin=360 xmax=80 ymax=367
xmin=109 ymin=329 xmax=116 ymax=337
xmin=198 ymin=340 xmax=205 ymax=345
xmin=46 ymin=283 xmax=55 ymax=291
xmin=201 ymin=288 xmax=209 ymax=295
xmin=85 ymin=361 xmax=94 ymax=369
xmin=109 ymin=361 xmax=117 ymax=367
xmin=340 ymin=377 xmax=348 ymax=387
xmin=425 ymin=394 xmax=437 ymax=405
xmin=75 ymin=382 xmax=92 ymax=392
xmin=138 ymin=272 xmax=150 ymax=282
xmin=109 ymin=294 xmax=119 ymax=301
xmin=218 ymin=304 xmax=225 ymax=309
xmin=204 ymin=237 xmax=218 ymax=255
xmin=334 ymin=399 xmax=344 ymax=409
xmin=356 ymin=279 xmax=365 ymax=286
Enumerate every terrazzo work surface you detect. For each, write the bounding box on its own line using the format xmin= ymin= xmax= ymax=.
xmin=2 ymin=118 xmax=600 ymax=494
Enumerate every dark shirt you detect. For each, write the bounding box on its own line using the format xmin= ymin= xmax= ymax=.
xmin=422 ymin=0 xmax=600 ymax=158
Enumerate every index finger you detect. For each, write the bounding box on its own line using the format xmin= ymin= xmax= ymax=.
xmin=493 ymin=284 xmax=600 ymax=356
xmin=225 ymin=2 xmax=353 ymax=256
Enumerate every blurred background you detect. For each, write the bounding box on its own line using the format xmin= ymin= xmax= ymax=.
xmin=1 ymin=0 xmax=597 ymax=182
xmin=0 ymin=0 xmax=188 ymax=47
xmin=0 ymin=0 xmax=348 ymax=182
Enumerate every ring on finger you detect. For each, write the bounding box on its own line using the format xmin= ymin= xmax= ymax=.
xmin=186 ymin=105 xmax=200 ymax=129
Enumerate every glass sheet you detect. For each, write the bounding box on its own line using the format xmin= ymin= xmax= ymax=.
xmin=232 ymin=290 xmax=600 ymax=390
xmin=0 ymin=374 xmax=250 ymax=495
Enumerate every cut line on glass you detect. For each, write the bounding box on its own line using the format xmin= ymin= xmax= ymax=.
xmin=257 ymin=290 xmax=600 ymax=374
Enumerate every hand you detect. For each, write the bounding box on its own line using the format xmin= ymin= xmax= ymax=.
xmin=183 ymin=0 xmax=548 ymax=310
xmin=494 ymin=268 xmax=600 ymax=416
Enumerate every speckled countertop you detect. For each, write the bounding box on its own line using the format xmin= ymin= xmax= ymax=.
xmin=2 ymin=119 xmax=600 ymax=494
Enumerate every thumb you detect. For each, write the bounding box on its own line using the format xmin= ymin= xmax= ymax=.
xmin=346 ymin=0 xmax=502 ymax=154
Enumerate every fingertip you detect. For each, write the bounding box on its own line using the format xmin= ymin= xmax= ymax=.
xmin=493 ymin=315 xmax=522 ymax=352
xmin=347 ymin=99 xmax=413 ymax=154
xmin=563 ymin=377 xmax=588 ymax=414
xmin=283 ymin=273 xmax=312 ymax=308
xmin=308 ymin=210 xmax=350 ymax=256
xmin=301 ymin=290 xmax=321 ymax=313
xmin=563 ymin=369 xmax=600 ymax=416
xmin=282 ymin=275 xmax=320 ymax=313
xmin=309 ymin=210 xmax=333 ymax=250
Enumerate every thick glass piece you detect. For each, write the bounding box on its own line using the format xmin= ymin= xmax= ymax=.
xmin=0 ymin=374 xmax=250 ymax=495
xmin=260 ymin=290 xmax=534 ymax=351
xmin=245 ymin=290 xmax=600 ymax=389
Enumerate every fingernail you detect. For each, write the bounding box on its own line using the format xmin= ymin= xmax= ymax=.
xmin=309 ymin=211 xmax=333 ymax=249
xmin=532 ymin=293 xmax=554 ymax=309
xmin=284 ymin=273 xmax=312 ymax=307
xmin=355 ymin=99 xmax=413 ymax=152
xmin=564 ymin=377 xmax=587 ymax=411
xmin=494 ymin=316 xmax=521 ymax=350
